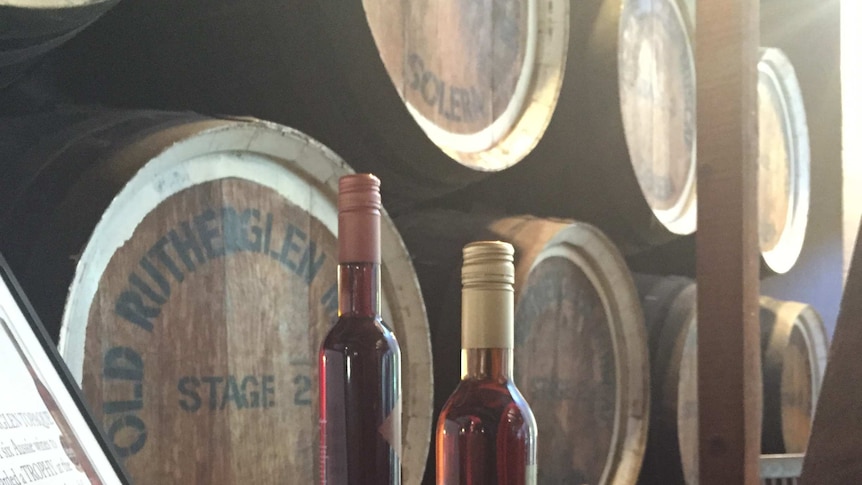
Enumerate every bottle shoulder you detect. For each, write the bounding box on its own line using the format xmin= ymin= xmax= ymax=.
xmin=439 ymin=379 xmax=535 ymax=427
xmin=321 ymin=315 xmax=400 ymax=352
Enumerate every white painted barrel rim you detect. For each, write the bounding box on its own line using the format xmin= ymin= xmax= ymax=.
xmin=405 ymin=0 xmax=567 ymax=171
xmin=526 ymin=221 xmax=649 ymax=484
xmin=758 ymin=47 xmax=811 ymax=274
xmin=678 ymin=299 xmax=698 ymax=485
xmin=618 ymin=0 xmax=698 ymax=236
xmin=54 ymin=118 xmax=432 ymax=484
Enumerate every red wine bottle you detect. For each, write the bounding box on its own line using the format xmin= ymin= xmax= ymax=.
xmin=319 ymin=173 xmax=402 ymax=485
xmin=436 ymin=241 xmax=537 ymax=485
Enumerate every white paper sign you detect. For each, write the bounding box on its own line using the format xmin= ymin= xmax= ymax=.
xmin=0 ymin=275 xmax=123 ymax=484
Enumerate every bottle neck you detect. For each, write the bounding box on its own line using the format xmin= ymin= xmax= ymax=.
xmin=459 ymin=271 xmax=515 ymax=382
xmin=461 ymin=348 xmax=513 ymax=381
xmin=337 ymin=262 xmax=381 ymax=317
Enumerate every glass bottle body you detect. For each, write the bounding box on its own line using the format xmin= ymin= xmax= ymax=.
xmin=436 ymin=348 xmax=537 ymax=485
xmin=319 ymin=263 xmax=401 ymax=485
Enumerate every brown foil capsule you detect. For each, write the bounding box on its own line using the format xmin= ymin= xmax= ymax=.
xmin=338 ymin=174 xmax=382 ymax=263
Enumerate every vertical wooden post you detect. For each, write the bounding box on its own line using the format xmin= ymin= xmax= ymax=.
xmin=695 ymin=0 xmax=761 ymax=484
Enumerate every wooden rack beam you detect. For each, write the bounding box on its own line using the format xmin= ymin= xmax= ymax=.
xmin=696 ymin=0 xmax=762 ymax=484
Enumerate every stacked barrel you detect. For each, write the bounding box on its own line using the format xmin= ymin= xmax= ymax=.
xmin=635 ymin=276 xmax=828 ymax=485
xmin=0 ymin=0 xmax=825 ymax=484
xmin=0 ymin=109 xmax=433 ymax=483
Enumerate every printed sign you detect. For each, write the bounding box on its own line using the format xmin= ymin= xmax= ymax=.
xmin=0 ymin=257 xmax=127 ymax=484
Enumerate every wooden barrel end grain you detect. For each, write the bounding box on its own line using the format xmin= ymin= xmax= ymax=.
xmin=397 ymin=211 xmax=649 ymax=485
xmin=757 ymin=47 xmax=810 ymax=275
xmin=361 ymin=0 xmax=567 ymax=171
xmin=513 ymin=222 xmax=649 ymax=485
xmin=618 ymin=0 xmax=698 ymax=236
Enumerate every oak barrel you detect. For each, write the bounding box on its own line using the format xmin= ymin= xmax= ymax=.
xmin=397 ymin=210 xmax=649 ymax=485
xmin=49 ymin=0 xmax=568 ymax=214
xmin=759 ymin=296 xmax=828 ymax=454
xmin=52 ymin=0 xmax=698 ymax=248
xmin=633 ymin=274 xmax=699 ymax=485
xmin=635 ymin=275 xmax=826 ymax=483
xmin=757 ymin=47 xmax=810 ymax=275
xmin=625 ymin=46 xmax=811 ymax=276
xmin=0 ymin=0 xmax=118 ymax=88
xmin=0 ymin=108 xmax=432 ymax=484
xmin=438 ymin=0 xmax=697 ymax=252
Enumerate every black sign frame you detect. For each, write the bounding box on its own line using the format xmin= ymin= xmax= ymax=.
xmin=0 ymin=252 xmax=130 ymax=484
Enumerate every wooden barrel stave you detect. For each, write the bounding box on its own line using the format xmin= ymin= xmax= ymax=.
xmin=635 ymin=275 xmax=827 ymax=483
xmin=0 ymin=108 xmax=432 ymax=484
xmin=396 ymin=210 xmax=649 ymax=485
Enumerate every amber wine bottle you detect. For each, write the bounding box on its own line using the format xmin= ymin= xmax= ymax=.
xmin=436 ymin=241 xmax=537 ymax=485
xmin=319 ymin=174 xmax=401 ymax=484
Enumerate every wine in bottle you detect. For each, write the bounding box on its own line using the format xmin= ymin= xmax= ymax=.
xmin=319 ymin=173 xmax=402 ymax=484
xmin=436 ymin=241 xmax=538 ymax=485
